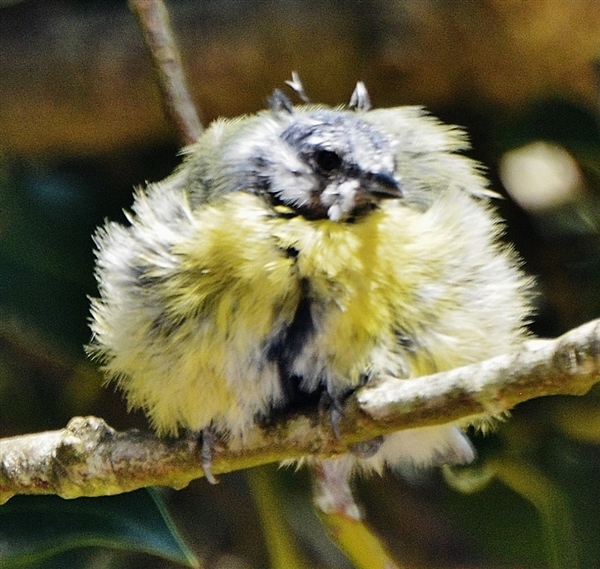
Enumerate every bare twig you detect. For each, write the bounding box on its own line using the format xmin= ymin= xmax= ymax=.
xmin=2 ymin=318 xmax=600 ymax=504
xmin=128 ymin=0 xmax=203 ymax=145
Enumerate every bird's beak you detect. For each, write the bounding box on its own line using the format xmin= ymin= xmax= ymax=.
xmin=365 ymin=171 xmax=404 ymax=200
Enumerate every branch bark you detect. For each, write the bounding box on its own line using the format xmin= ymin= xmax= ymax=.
xmin=2 ymin=318 xmax=600 ymax=505
xmin=128 ymin=0 xmax=203 ymax=145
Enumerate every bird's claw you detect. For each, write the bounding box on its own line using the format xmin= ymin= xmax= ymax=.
xmin=349 ymin=436 xmax=384 ymax=458
xmin=322 ymin=390 xmax=384 ymax=458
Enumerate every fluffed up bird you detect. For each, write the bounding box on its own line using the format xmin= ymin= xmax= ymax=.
xmin=88 ymin=77 xmax=533 ymax=483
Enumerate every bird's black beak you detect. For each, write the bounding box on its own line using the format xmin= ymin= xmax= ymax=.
xmin=365 ymin=171 xmax=404 ymax=200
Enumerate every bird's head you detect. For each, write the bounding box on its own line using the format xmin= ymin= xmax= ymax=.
xmin=223 ymin=87 xmax=404 ymax=222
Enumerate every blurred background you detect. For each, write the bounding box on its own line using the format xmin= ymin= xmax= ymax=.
xmin=2 ymin=0 xmax=600 ymax=567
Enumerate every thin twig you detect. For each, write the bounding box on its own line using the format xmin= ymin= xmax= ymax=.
xmin=128 ymin=0 xmax=203 ymax=145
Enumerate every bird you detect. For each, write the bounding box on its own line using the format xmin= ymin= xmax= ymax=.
xmin=88 ymin=76 xmax=533 ymax=484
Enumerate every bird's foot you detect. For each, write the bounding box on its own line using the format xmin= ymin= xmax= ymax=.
xmin=321 ymin=390 xmax=384 ymax=458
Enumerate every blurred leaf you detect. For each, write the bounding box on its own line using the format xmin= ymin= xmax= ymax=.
xmin=493 ymin=458 xmax=578 ymax=569
xmin=247 ymin=466 xmax=309 ymax=569
xmin=0 ymin=158 xmax=100 ymax=350
xmin=316 ymin=508 xmax=403 ymax=569
xmin=0 ymin=489 xmax=199 ymax=568
xmin=443 ymin=461 xmax=496 ymax=495
xmin=552 ymin=399 xmax=600 ymax=444
xmin=8 ymin=548 xmax=115 ymax=569
xmin=497 ymin=100 xmax=600 ymax=160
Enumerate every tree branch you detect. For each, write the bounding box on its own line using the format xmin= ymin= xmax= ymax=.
xmin=128 ymin=0 xmax=203 ymax=145
xmin=2 ymin=318 xmax=600 ymax=504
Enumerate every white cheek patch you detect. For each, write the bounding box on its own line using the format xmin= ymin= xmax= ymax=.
xmin=322 ymin=179 xmax=361 ymax=221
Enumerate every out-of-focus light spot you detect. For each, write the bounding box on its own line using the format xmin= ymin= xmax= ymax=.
xmin=499 ymin=141 xmax=582 ymax=212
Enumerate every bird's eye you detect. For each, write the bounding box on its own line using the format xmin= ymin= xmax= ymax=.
xmin=314 ymin=149 xmax=342 ymax=173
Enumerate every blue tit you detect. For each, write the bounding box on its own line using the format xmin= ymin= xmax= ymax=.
xmin=88 ymin=80 xmax=533 ymax=481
